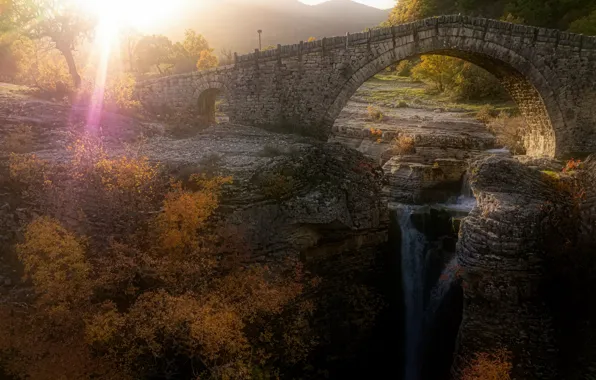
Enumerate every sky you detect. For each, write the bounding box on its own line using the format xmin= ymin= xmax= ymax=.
xmin=299 ymin=0 xmax=396 ymax=9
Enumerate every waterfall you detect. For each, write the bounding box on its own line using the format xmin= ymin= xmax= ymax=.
xmin=395 ymin=170 xmax=474 ymax=380
xmin=425 ymin=257 xmax=459 ymax=319
xmin=460 ymin=171 xmax=473 ymax=199
xmin=397 ymin=205 xmax=427 ymax=380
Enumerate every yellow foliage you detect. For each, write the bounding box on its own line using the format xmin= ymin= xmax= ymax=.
xmin=17 ymin=217 xmax=91 ymax=308
xmin=68 ymin=135 xmax=108 ymax=176
xmin=196 ymin=49 xmax=219 ymax=71
xmin=213 ymin=266 xmax=303 ymax=320
xmin=412 ymin=55 xmax=464 ymax=93
xmin=307 ymin=36 xmax=316 ymax=42
xmin=462 ymin=349 xmax=512 ymax=380
xmin=393 ymin=135 xmax=416 ymax=155
xmin=155 ymin=175 xmax=231 ymax=255
xmin=8 ymin=153 xmax=48 ymax=187
xmin=0 ymin=306 xmax=128 ymax=380
xmin=102 ymin=73 xmax=141 ymax=114
xmin=367 ymin=105 xmax=384 ymax=121
xmin=1 ymin=142 xmax=315 ymax=379
xmin=79 ymin=73 xmax=141 ymax=115
xmin=95 ymin=156 xmax=158 ymax=194
xmin=10 ymin=36 xmax=72 ymax=92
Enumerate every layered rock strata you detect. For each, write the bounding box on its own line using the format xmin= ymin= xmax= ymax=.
xmin=452 ymin=156 xmax=562 ymax=379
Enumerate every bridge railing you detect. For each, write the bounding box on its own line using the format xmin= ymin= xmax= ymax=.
xmin=234 ymin=15 xmax=595 ymax=65
xmin=138 ymin=15 xmax=596 ymax=86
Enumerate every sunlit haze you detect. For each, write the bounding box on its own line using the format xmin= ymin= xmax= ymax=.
xmin=300 ymin=0 xmax=395 ymax=9
xmin=77 ymin=0 xmax=187 ymax=30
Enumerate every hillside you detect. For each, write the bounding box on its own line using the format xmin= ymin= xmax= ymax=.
xmin=152 ymin=0 xmax=390 ymax=54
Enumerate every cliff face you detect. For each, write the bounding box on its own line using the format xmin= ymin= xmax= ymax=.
xmin=140 ymin=124 xmax=390 ymax=258
xmin=579 ymin=156 xmax=596 ymax=246
xmin=0 ymin=95 xmax=392 ymax=375
xmin=452 ymin=156 xmax=562 ymax=379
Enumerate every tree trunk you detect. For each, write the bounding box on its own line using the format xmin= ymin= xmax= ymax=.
xmin=58 ymin=46 xmax=81 ymax=88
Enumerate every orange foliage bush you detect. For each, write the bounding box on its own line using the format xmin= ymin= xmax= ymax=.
xmin=462 ymin=349 xmax=512 ymax=380
xmin=369 ymin=127 xmax=383 ymax=138
xmin=563 ymin=158 xmax=583 ymax=173
xmin=0 ymin=135 xmax=315 ymax=379
xmin=393 ymin=135 xmax=416 ymax=155
xmin=17 ymin=217 xmax=91 ymax=308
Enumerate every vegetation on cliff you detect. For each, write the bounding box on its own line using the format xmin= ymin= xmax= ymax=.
xmin=0 ymin=136 xmax=320 ymax=379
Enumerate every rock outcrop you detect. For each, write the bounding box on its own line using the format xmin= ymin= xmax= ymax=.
xmin=138 ymin=125 xmax=389 ymax=258
xmin=0 ymin=103 xmax=389 ymax=263
xmin=452 ymin=156 xmax=563 ymax=379
xmin=579 ymin=155 xmax=596 ymax=245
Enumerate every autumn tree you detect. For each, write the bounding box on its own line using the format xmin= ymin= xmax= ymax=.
xmin=134 ymin=34 xmax=175 ymax=74
xmin=385 ymin=0 xmax=595 ymax=30
xmin=412 ymin=55 xmax=464 ymax=93
xmin=9 ymin=36 xmax=72 ymax=91
xmin=411 ymin=55 xmax=505 ymax=100
xmin=174 ymin=29 xmax=210 ymax=61
xmin=169 ymin=29 xmax=216 ymax=73
xmin=8 ymin=0 xmax=95 ymax=88
xmin=196 ymin=49 xmax=218 ymax=71
xmin=0 ymin=136 xmax=318 ymax=379
xmin=119 ymin=27 xmax=142 ymax=72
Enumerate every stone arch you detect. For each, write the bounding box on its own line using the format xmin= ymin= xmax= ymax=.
xmin=193 ymin=81 xmax=230 ymax=124
xmin=322 ymin=35 xmax=565 ymax=157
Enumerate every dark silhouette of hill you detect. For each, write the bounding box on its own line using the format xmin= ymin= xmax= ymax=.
xmin=156 ymin=0 xmax=389 ymax=54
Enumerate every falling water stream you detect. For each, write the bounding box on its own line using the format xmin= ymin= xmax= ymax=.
xmin=397 ymin=205 xmax=427 ymax=380
xmin=397 ymin=172 xmax=476 ymax=380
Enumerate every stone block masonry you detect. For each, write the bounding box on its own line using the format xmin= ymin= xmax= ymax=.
xmin=137 ymin=15 xmax=596 ymax=158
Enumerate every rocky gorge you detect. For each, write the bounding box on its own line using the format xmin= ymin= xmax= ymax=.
xmin=328 ymin=73 xmax=596 ymax=379
xmin=0 ymin=76 xmax=595 ymax=379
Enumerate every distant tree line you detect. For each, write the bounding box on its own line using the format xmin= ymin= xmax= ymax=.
xmin=0 ymin=0 xmax=227 ymax=113
xmin=386 ymin=0 xmax=596 ymax=35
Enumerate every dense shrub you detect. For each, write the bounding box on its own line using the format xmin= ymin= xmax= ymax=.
xmin=484 ymin=111 xmax=527 ymax=155
xmin=412 ymin=55 xmax=507 ymax=101
xmin=10 ymin=36 xmax=73 ymax=95
xmin=476 ymin=105 xmax=498 ymax=124
xmin=396 ymin=59 xmax=413 ymax=76
xmin=366 ymin=105 xmax=384 ymax=121
xmin=196 ymin=49 xmax=219 ymax=71
xmin=393 ymin=135 xmax=416 ymax=155
xmin=462 ymin=349 xmax=512 ymax=380
xmin=0 ymin=135 xmax=318 ymax=379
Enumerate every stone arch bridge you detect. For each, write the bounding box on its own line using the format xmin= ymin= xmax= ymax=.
xmin=136 ymin=15 xmax=596 ymax=158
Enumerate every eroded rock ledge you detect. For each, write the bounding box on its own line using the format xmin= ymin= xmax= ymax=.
xmin=140 ymin=125 xmax=390 ymax=258
xmin=452 ymin=156 xmax=563 ymax=379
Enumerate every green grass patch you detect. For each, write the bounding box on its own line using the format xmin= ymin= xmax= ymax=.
xmin=359 ymin=78 xmax=517 ymax=113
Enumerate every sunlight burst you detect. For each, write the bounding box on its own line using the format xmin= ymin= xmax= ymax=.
xmin=78 ymin=0 xmax=185 ymax=31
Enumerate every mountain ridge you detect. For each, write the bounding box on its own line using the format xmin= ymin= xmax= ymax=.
xmin=153 ymin=0 xmax=390 ymax=54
